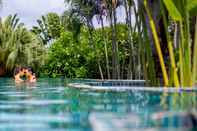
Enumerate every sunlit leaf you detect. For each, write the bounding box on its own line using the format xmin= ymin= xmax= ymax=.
xmin=187 ymin=0 xmax=197 ymax=16
xmin=163 ymin=0 xmax=182 ymax=21
xmin=187 ymin=0 xmax=197 ymax=11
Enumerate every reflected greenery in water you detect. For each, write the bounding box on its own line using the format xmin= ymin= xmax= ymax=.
xmin=0 ymin=78 xmax=196 ymax=131
xmin=161 ymin=92 xmax=197 ymax=111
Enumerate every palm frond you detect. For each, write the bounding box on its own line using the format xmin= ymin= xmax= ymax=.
xmin=6 ymin=50 xmax=18 ymax=71
xmin=0 ymin=14 xmax=46 ymax=74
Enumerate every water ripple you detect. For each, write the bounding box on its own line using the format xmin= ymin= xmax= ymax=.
xmin=0 ymin=113 xmax=71 ymax=123
xmin=0 ymin=99 xmax=69 ymax=105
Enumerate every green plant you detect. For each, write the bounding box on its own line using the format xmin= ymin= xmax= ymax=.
xmin=0 ymin=14 xmax=46 ymax=76
xmin=31 ymin=12 xmax=62 ymax=45
xmin=144 ymin=0 xmax=169 ymax=86
xmin=42 ymin=30 xmax=90 ymax=78
xmin=142 ymin=0 xmax=197 ymax=87
xmin=163 ymin=0 xmax=197 ymax=87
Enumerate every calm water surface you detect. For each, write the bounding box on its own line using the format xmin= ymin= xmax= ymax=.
xmin=0 ymin=78 xmax=196 ymax=131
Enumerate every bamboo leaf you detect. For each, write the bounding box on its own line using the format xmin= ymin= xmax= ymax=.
xmin=187 ymin=0 xmax=197 ymax=16
xmin=192 ymin=18 xmax=197 ymax=85
xmin=187 ymin=0 xmax=197 ymax=11
xmin=163 ymin=0 xmax=182 ymax=21
xmin=189 ymin=7 xmax=197 ymax=16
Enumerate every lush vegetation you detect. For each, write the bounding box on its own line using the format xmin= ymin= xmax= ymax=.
xmin=0 ymin=0 xmax=196 ymax=87
xmin=0 ymin=14 xmax=46 ymax=76
xmin=40 ymin=24 xmax=139 ymax=79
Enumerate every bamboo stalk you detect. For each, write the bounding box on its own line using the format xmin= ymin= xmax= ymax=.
xmin=192 ymin=17 xmax=197 ymax=86
xmin=123 ymin=0 xmax=134 ymax=79
xmin=185 ymin=2 xmax=192 ymax=86
xmin=179 ymin=22 xmax=184 ymax=87
xmin=144 ymin=0 xmax=169 ymax=86
xmin=179 ymin=21 xmax=192 ymax=87
xmin=100 ymin=16 xmax=110 ymax=79
xmin=141 ymin=12 xmax=157 ymax=86
xmin=168 ymin=40 xmax=180 ymax=87
xmin=160 ymin=1 xmax=180 ymax=87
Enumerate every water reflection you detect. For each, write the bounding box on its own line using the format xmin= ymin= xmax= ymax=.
xmin=160 ymin=92 xmax=197 ymax=111
xmin=157 ymin=92 xmax=197 ymax=130
xmin=0 ymin=78 xmax=196 ymax=131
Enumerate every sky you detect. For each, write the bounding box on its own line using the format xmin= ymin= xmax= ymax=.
xmin=0 ymin=0 xmax=133 ymax=29
xmin=0 ymin=0 xmax=65 ymax=28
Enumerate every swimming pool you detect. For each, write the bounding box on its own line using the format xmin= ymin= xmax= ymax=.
xmin=0 ymin=78 xmax=196 ymax=131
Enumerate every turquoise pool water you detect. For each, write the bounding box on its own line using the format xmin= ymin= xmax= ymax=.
xmin=0 ymin=78 xmax=196 ymax=131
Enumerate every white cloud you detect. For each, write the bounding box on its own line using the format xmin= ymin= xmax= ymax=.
xmin=0 ymin=0 xmax=65 ymax=28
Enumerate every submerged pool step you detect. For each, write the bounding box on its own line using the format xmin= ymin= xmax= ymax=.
xmin=68 ymin=80 xmax=197 ymax=92
xmin=85 ymin=80 xmax=146 ymax=87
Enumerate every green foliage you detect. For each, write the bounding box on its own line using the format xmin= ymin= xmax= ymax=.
xmin=46 ymin=13 xmax=62 ymax=38
xmin=41 ymin=24 xmax=140 ymax=79
xmin=187 ymin=0 xmax=197 ymax=16
xmin=31 ymin=12 xmax=62 ymax=45
xmin=143 ymin=0 xmax=197 ymax=86
xmin=42 ymin=30 xmax=90 ymax=78
xmin=0 ymin=14 xmax=46 ymax=76
xmin=1 ymin=0 xmax=195 ymax=87
xmin=61 ymin=11 xmax=83 ymax=41
xmin=163 ymin=0 xmax=182 ymax=21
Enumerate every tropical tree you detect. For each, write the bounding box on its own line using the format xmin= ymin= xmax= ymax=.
xmin=41 ymin=23 xmax=134 ymax=79
xmin=64 ymin=0 xmax=125 ymax=79
xmin=59 ymin=0 xmax=196 ymax=87
xmin=100 ymin=0 xmax=122 ymax=79
xmin=64 ymin=0 xmax=106 ymax=79
xmin=0 ymin=14 xmax=46 ymax=76
xmin=31 ymin=12 xmax=62 ymax=45
xmin=61 ymin=10 xmax=82 ymax=41
xmin=42 ymin=30 xmax=91 ymax=78
xmin=94 ymin=1 xmax=111 ymax=79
